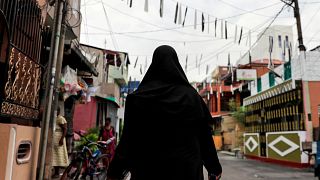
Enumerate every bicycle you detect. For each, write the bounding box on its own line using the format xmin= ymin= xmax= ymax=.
xmin=60 ymin=134 xmax=115 ymax=180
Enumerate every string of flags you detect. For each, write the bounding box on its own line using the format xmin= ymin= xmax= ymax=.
xmin=120 ymin=0 xmax=256 ymax=46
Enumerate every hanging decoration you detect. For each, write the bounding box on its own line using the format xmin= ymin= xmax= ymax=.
xmin=182 ymin=6 xmax=188 ymax=26
xmin=160 ymin=0 xmax=164 ymax=17
xmin=178 ymin=3 xmax=182 ymax=24
xmin=144 ymin=56 xmax=148 ymax=72
xmin=206 ymin=64 xmax=209 ymax=75
xmin=129 ymin=0 xmax=133 ymax=8
xmin=174 ymin=2 xmax=178 ymax=24
xmin=194 ymin=10 xmax=197 ymax=29
xmin=238 ymin=27 xmax=243 ymax=45
xmin=220 ymin=19 xmax=223 ymax=39
xmin=288 ymin=42 xmax=292 ymax=62
xmin=282 ymin=40 xmax=286 ymax=62
xmin=202 ymin=13 xmax=205 ymax=32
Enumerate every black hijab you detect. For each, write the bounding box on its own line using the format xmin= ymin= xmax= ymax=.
xmin=108 ymin=45 xmax=222 ymax=180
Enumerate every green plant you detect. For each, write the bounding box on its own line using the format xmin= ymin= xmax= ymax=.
xmin=228 ymin=98 xmax=246 ymax=125
xmin=75 ymin=127 xmax=100 ymax=151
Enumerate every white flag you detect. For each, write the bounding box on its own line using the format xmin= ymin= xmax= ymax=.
xmin=221 ymin=19 xmax=223 ymax=39
xmin=134 ymin=56 xmax=138 ymax=68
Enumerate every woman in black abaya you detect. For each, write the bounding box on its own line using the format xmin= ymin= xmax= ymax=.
xmin=107 ymin=45 xmax=222 ymax=180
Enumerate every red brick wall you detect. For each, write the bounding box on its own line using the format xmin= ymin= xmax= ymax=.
xmin=308 ymin=81 xmax=320 ymax=128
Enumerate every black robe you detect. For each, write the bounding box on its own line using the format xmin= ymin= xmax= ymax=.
xmin=107 ymin=45 xmax=222 ymax=180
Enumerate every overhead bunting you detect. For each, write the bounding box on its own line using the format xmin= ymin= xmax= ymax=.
xmin=159 ymin=0 xmax=164 ymax=17
xmin=268 ymin=36 xmax=274 ymax=69
xmin=144 ymin=0 xmax=148 ymax=12
xmin=194 ymin=10 xmax=197 ymax=29
xmin=202 ymin=13 xmax=205 ymax=32
xmin=144 ymin=56 xmax=148 ymax=71
xmin=288 ymin=42 xmax=292 ymax=62
xmin=282 ymin=40 xmax=286 ymax=61
xmin=182 ymin=6 xmax=188 ymax=26
xmin=238 ymin=27 xmax=243 ymax=45
xmin=140 ymin=64 xmax=143 ymax=74
xmin=129 ymin=0 xmax=133 ymax=8
xmin=174 ymin=2 xmax=178 ymax=23
xmin=178 ymin=3 xmax=182 ymax=24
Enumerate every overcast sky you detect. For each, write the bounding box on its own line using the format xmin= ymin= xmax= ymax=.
xmin=79 ymin=0 xmax=320 ymax=82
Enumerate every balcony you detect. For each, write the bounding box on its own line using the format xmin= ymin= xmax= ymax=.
xmin=96 ymin=83 xmax=120 ymax=107
xmin=108 ymin=65 xmax=128 ymax=86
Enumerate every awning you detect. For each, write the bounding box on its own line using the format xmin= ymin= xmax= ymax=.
xmin=243 ymin=79 xmax=296 ymax=106
xmin=95 ymin=95 xmax=120 ymax=108
xmin=63 ymin=46 xmax=99 ymax=77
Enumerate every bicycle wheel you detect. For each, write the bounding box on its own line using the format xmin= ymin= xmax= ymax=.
xmin=60 ymin=160 xmax=83 ymax=180
xmin=94 ymin=154 xmax=110 ymax=180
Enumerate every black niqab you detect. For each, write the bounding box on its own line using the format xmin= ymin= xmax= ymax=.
xmin=108 ymin=45 xmax=222 ymax=180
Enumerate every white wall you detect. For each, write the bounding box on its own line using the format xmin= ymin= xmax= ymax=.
xmin=292 ymin=51 xmax=320 ymax=81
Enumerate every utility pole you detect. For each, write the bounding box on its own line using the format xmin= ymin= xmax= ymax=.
xmin=293 ymin=0 xmax=306 ymax=52
xmin=38 ymin=0 xmax=65 ymax=179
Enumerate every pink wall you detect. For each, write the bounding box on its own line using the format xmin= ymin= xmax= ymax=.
xmin=73 ymin=97 xmax=97 ymax=132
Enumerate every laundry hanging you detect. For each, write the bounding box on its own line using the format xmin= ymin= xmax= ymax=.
xmin=194 ymin=10 xmax=197 ymax=29
xmin=202 ymin=13 xmax=205 ymax=32
xmin=238 ymin=27 xmax=243 ymax=44
xmin=174 ymin=2 xmax=178 ymax=23
xmin=182 ymin=6 xmax=188 ymax=26
xmin=178 ymin=3 xmax=182 ymax=24
xmin=144 ymin=0 xmax=148 ymax=12
xmin=160 ymin=0 xmax=164 ymax=17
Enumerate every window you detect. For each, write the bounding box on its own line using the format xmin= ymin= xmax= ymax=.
xmin=257 ymin=78 xmax=262 ymax=92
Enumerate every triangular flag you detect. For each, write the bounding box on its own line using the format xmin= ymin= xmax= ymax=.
xmin=225 ymin=21 xmax=228 ymax=39
xmin=182 ymin=7 xmax=188 ymax=26
xmin=283 ymin=40 xmax=286 ymax=61
xmin=221 ymin=19 xmax=223 ymax=39
xmin=249 ymin=51 xmax=252 ymax=64
xmin=174 ymin=3 xmax=178 ymax=24
xmin=268 ymin=36 xmax=274 ymax=69
xmin=202 ymin=13 xmax=205 ymax=32
xmin=129 ymin=0 xmax=133 ymax=8
xmin=214 ymin=18 xmax=217 ymax=37
xmin=160 ymin=0 xmax=164 ymax=17
xmin=134 ymin=56 xmax=138 ymax=68
xmin=207 ymin=15 xmax=210 ymax=33
xmin=194 ymin=10 xmax=197 ymax=29
xmin=185 ymin=55 xmax=188 ymax=71
xmin=234 ymin=25 xmax=238 ymax=44
xmin=238 ymin=27 xmax=243 ymax=44
xmin=178 ymin=3 xmax=182 ymax=24
xmin=144 ymin=0 xmax=148 ymax=12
